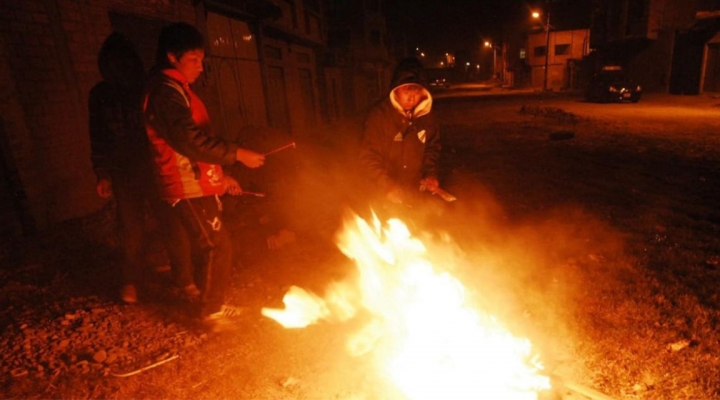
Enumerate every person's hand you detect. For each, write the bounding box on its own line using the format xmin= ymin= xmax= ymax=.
xmin=236 ymin=148 xmax=265 ymax=168
xmin=223 ymin=176 xmax=242 ymax=195
xmin=386 ymin=186 xmax=404 ymax=204
xmin=420 ymin=176 xmax=439 ymax=193
xmin=96 ymin=178 xmax=112 ymax=198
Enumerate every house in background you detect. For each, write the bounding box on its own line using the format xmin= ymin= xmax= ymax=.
xmin=589 ymin=0 xmax=720 ymax=94
xmin=526 ymin=28 xmax=590 ymax=91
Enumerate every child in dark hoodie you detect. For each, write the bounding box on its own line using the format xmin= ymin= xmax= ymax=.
xmin=88 ymin=33 xmax=156 ymax=304
xmin=360 ymin=57 xmax=442 ymax=207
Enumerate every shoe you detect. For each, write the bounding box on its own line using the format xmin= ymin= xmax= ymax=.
xmin=201 ymin=304 xmax=245 ymax=332
xmin=182 ymin=284 xmax=201 ymax=298
xmin=120 ymin=284 xmax=138 ymax=303
xmin=217 ymin=304 xmax=244 ymax=317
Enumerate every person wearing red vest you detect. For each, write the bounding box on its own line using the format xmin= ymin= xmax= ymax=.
xmin=143 ymin=22 xmax=264 ymax=329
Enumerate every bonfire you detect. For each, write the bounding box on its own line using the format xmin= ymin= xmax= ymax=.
xmin=263 ymin=212 xmax=551 ymax=399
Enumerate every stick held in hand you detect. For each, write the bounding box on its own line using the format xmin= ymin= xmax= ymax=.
xmin=264 ymin=142 xmax=296 ymax=156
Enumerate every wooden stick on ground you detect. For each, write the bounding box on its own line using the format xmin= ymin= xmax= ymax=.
xmin=552 ymin=374 xmax=618 ymax=400
xmin=111 ymin=355 xmax=179 ymax=378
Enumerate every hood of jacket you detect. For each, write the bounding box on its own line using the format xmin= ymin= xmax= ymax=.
xmin=389 ymin=57 xmax=433 ymax=118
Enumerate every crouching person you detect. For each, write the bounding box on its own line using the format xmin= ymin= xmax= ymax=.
xmin=359 ymin=57 xmax=442 ymax=220
xmin=143 ymin=22 xmax=264 ymax=329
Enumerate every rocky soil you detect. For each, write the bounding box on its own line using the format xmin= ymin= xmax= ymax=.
xmin=3 ymin=91 xmax=720 ymax=399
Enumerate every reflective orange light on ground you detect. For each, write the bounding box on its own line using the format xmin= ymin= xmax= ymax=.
xmin=262 ymin=212 xmax=551 ymax=399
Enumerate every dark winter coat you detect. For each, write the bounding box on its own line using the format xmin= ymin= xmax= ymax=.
xmin=359 ymin=59 xmax=441 ymax=193
xmin=89 ymin=81 xmax=152 ymax=182
xmin=143 ymin=69 xmax=238 ymax=201
xmin=89 ymin=33 xmax=150 ymax=182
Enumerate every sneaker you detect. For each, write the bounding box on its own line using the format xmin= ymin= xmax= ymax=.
xmin=217 ymin=304 xmax=244 ymax=317
xmin=182 ymin=284 xmax=201 ymax=298
xmin=120 ymin=284 xmax=138 ymax=303
xmin=201 ymin=304 xmax=245 ymax=332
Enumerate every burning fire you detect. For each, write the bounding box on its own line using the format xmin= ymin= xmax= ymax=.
xmin=262 ymin=212 xmax=551 ymax=399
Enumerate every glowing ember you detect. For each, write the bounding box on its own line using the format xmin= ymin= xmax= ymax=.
xmin=262 ymin=212 xmax=551 ymax=399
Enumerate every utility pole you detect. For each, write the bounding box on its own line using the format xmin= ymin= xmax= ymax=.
xmin=543 ymin=11 xmax=551 ymax=91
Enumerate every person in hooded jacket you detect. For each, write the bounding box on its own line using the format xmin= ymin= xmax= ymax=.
xmin=360 ymin=57 xmax=441 ymax=207
xmin=143 ymin=22 xmax=264 ymax=328
xmin=88 ymin=32 xmax=158 ymax=304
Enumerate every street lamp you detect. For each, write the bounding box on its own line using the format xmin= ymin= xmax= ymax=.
xmin=484 ymin=41 xmax=497 ymax=80
xmin=533 ymin=10 xmax=551 ymax=91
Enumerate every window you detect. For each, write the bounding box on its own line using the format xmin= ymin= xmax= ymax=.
xmin=519 ymin=48 xmax=526 ymax=59
xmin=264 ymin=45 xmax=282 ymax=60
xmin=328 ymin=29 xmax=351 ymax=47
xmin=303 ymin=0 xmax=319 ymax=12
xmin=278 ymin=0 xmax=297 ymax=29
xmin=534 ymin=46 xmax=546 ymax=57
xmin=296 ymin=52 xmax=311 ymax=63
xmin=555 ymin=44 xmax=570 ymax=56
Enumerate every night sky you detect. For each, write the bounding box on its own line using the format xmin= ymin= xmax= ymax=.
xmin=385 ymin=0 xmax=593 ymax=63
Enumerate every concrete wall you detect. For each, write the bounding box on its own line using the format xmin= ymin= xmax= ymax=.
xmin=0 ymin=0 xmax=196 ymax=228
xmin=527 ymin=29 xmax=589 ymax=90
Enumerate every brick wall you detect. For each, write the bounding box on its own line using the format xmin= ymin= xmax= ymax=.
xmin=0 ymin=0 xmax=196 ymax=228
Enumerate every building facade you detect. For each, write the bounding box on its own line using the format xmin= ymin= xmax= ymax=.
xmin=589 ymin=0 xmax=720 ymax=94
xmin=526 ymin=28 xmax=590 ymax=91
xmin=323 ymin=0 xmax=391 ymax=121
xmin=0 ymin=0 xmax=337 ymax=233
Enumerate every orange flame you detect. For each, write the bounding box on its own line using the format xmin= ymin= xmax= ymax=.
xmin=262 ymin=212 xmax=550 ymax=399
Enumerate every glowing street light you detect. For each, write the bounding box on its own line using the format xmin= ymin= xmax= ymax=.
xmin=484 ymin=40 xmax=497 ymax=79
xmin=533 ymin=9 xmax=551 ymax=91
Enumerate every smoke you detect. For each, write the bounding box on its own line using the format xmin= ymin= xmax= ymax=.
xmin=243 ymin=123 xmax=628 ymax=370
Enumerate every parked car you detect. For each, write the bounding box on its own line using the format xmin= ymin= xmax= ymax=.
xmin=585 ymin=66 xmax=642 ymax=103
xmin=425 ymin=68 xmax=459 ymax=90
xmin=429 ymin=77 xmax=451 ymax=89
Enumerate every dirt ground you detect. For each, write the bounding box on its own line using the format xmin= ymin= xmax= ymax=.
xmin=2 ymin=90 xmax=720 ymax=399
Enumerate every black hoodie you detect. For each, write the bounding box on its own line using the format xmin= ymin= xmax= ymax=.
xmin=88 ymin=33 xmax=150 ymax=180
xmin=360 ymin=57 xmax=441 ymax=193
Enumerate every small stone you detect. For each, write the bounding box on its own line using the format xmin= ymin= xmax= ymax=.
xmin=93 ymin=350 xmax=107 ymax=363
